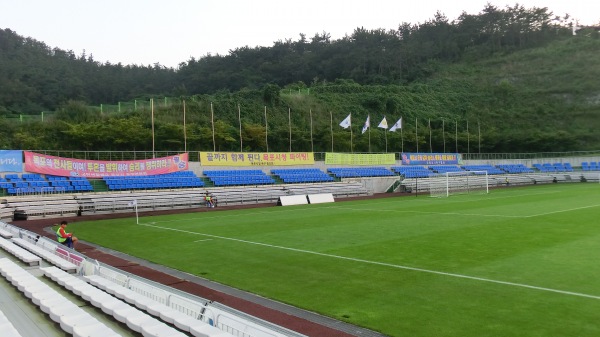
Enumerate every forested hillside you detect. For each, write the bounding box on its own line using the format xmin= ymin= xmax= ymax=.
xmin=0 ymin=4 xmax=598 ymax=153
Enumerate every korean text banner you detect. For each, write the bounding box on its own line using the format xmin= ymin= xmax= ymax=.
xmin=401 ymin=152 xmax=462 ymax=165
xmin=0 ymin=150 xmax=23 ymax=172
xmin=324 ymin=153 xmax=395 ymax=165
xmin=200 ymin=152 xmax=314 ymax=166
xmin=24 ymin=152 xmax=188 ymax=178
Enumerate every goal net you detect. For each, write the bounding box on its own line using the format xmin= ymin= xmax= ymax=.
xmin=429 ymin=171 xmax=489 ymax=197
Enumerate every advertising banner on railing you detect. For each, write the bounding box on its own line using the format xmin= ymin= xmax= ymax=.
xmin=24 ymin=151 xmax=188 ymax=178
xmin=324 ymin=153 xmax=395 ymax=165
xmin=0 ymin=150 xmax=23 ymax=172
xmin=401 ymin=152 xmax=462 ymax=165
xmin=199 ymin=152 xmax=314 ymax=166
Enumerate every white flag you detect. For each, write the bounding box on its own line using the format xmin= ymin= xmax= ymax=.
xmin=389 ymin=117 xmax=402 ymax=132
xmin=378 ymin=117 xmax=388 ymax=129
xmin=339 ymin=114 xmax=351 ymax=129
xmin=128 ymin=199 xmax=137 ymax=207
xmin=361 ymin=115 xmax=370 ymax=134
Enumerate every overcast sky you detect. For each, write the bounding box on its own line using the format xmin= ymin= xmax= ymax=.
xmin=1 ymin=0 xmax=598 ymax=68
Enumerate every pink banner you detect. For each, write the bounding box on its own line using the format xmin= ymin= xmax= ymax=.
xmin=24 ymin=152 xmax=188 ymax=178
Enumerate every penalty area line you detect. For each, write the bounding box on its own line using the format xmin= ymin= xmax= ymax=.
xmin=138 ymin=222 xmax=600 ymax=301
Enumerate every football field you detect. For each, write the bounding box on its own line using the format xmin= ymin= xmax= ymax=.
xmin=73 ymin=183 xmax=600 ymax=337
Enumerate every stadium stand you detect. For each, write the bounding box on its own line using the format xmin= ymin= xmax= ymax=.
xmin=0 ymin=258 xmax=123 ymax=337
xmin=461 ymin=165 xmax=505 ymax=175
xmin=11 ymin=237 xmax=79 ymax=273
xmin=0 ymin=174 xmax=94 ymax=196
xmin=271 ymin=168 xmax=335 ymax=183
xmin=0 ymin=180 xmax=370 ymax=219
xmin=581 ymin=162 xmax=598 ymax=171
xmin=533 ymin=163 xmax=574 ymax=173
xmin=580 ymin=172 xmax=600 ymax=182
xmin=103 ymin=171 xmax=204 ymax=191
xmin=328 ymin=167 xmax=394 ymax=178
xmin=391 ymin=166 xmax=433 ymax=178
xmin=0 ymin=236 xmax=41 ymax=266
xmin=0 ymin=224 xmax=14 ymax=238
xmin=428 ymin=165 xmax=464 ymax=174
xmin=204 ymin=169 xmax=275 ymax=186
xmin=6 ymin=196 xmax=81 ymax=218
xmin=42 ymin=266 xmax=193 ymax=337
xmin=496 ymin=164 xmax=534 ymax=173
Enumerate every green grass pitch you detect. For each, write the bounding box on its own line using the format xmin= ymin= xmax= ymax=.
xmin=72 ymin=183 xmax=600 ymax=337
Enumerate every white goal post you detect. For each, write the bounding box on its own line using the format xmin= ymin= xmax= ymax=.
xmin=429 ymin=171 xmax=489 ymax=197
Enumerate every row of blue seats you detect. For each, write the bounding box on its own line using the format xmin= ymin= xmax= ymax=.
xmin=5 ymin=186 xmax=85 ymax=195
xmin=328 ymin=167 xmax=395 ymax=178
xmin=103 ymin=172 xmax=205 ymax=191
xmin=107 ymin=181 xmax=204 ymax=190
xmin=271 ymin=168 xmax=323 ymax=174
xmin=495 ymin=164 xmax=534 ymax=173
xmin=271 ymin=168 xmax=335 ymax=183
xmin=2 ymin=174 xmax=90 ymax=181
xmin=203 ymin=169 xmax=274 ymax=186
xmin=211 ymin=176 xmax=274 ymax=187
xmin=533 ymin=163 xmax=573 ymax=172
xmin=104 ymin=177 xmax=203 ymax=184
xmin=204 ymin=170 xmax=264 ymax=176
xmin=277 ymin=176 xmax=335 ymax=183
xmin=1 ymin=178 xmax=93 ymax=192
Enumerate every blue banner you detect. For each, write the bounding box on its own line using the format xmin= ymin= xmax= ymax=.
xmin=401 ymin=152 xmax=462 ymax=166
xmin=0 ymin=150 xmax=23 ymax=172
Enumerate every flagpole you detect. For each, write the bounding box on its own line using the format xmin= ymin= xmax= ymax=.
xmin=210 ymin=102 xmax=215 ymax=151
xmin=265 ymin=106 xmax=269 ymax=152
xmin=442 ymin=119 xmax=445 ymax=153
xmin=238 ymin=104 xmax=242 ymax=152
xmin=400 ymin=116 xmax=404 ymax=153
xmin=350 ymin=113 xmax=353 ymax=153
xmin=309 ymin=108 xmax=314 ymax=153
xmin=415 ymin=117 xmax=418 ymax=153
xmin=478 ymin=120 xmax=481 ymax=154
xmin=183 ymin=100 xmax=187 ymax=153
xmin=467 ymin=120 xmax=470 ymax=154
xmin=330 ymin=111 xmax=333 ymax=152
xmin=368 ymin=115 xmax=371 ymax=153
xmin=429 ymin=118 xmax=432 ymax=153
xmin=288 ymin=107 xmax=292 ymax=152
xmin=135 ymin=203 xmax=138 ymax=225
xmin=384 ymin=122 xmax=388 ymax=153
xmin=455 ymin=119 xmax=458 ymax=153
xmin=151 ymin=98 xmax=155 ymax=158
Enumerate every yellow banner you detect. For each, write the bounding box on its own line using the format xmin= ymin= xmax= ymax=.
xmin=324 ymin=153 xmax=396 ymax=165
xmin=200 ymin=152 xmax=315 ymax=166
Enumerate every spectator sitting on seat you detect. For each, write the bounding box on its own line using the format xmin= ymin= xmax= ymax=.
xmin=56 ymin=220 xmax=78 ymax=249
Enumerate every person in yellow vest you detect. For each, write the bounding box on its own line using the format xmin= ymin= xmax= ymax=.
xmin=56 ymin=220 xmax=78 ymax=249
xmin=205 ymin=192 xmax=214 ymax=208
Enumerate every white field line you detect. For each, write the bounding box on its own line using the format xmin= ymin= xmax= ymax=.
xmin=321 ymin=206 xmax=526 ymax=218
xmin=193 ymin=239 xmax=212 ymax=242
xmin=323 ymin=202 xmax=600 ymax=218
xmin=139 ymin=222 xmax=600 ymax=301
xmin=524 ymin=204 xmax=600 ymax=218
